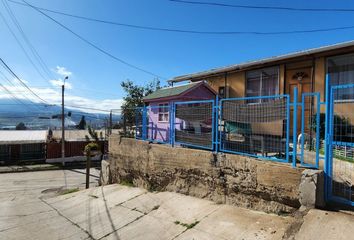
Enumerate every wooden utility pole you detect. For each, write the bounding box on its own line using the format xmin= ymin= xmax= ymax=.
xmin=61 ymin=76 xmax=68 ymax=165
xmin=109 ymin=110 xmax=113 ymax=135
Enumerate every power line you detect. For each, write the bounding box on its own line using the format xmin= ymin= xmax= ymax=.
xmin=8 ymin=0 xmax=354 ymax=35
xmin=0 ymin=69 xmax=44 ymax=110
xmin=2 ymin=0 xmax=55 ymax=81
xmin=170 ymin=0 xmax=354 ymax=12
xmin=0 ymin=58 xmax=49 ymax=103
xmin=20 ymin=0 xmax=164 ymax=79
xmin=0 ymin=10 xmax=51 ymax=84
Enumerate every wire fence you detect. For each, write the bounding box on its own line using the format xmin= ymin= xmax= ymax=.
xmin=329 ymin=84 xmax=354 ymax=203
xmin=115 ymin=86 xmax=353 ymax=171
xmin=174 ymin=100 xmax=214 ymax=150
xmin=220 ymin=95 xmax=289 ymax=162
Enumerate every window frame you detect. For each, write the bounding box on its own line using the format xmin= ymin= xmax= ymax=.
xmin=326 ymin=53 xmax=354 ymax=102
xmin=158 ymin=103 xmax=169 ymax=123
xmin=245 ymin=66 xmax=280 ymax=103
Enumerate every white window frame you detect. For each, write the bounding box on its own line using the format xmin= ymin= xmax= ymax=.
xmin=158 ymin=103 xmax=169 ymax=122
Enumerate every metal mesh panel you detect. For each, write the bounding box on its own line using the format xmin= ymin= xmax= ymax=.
xmin=135 ymin=108 xmax=143 ymax=139
xmin=220 ymin=96 xmax=289 ymax=161
xmin=174 ymin=101 xmax=214 ymax=149
xmin=330 ymin=85 xmax=354 ymax=203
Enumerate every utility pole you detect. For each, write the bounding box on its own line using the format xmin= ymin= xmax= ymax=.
xmin=109 ymin=110 xmax=113 ymax=135
xmin=61 ymin=76 xmax=69 ymax=165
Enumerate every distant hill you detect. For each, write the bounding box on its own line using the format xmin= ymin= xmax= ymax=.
xmin=0 ymin=99 xmax=120 ymax=130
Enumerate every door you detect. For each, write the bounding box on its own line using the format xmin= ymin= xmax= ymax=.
xmin=286 ymin=67 xmax=313 ymax=137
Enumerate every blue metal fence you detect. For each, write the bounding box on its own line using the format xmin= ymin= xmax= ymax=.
xmin=173 ymin=100 xmax=215 ymax=150
xmin=326 ymin=83 xmax=354 ymax=206
xmin=133 ymin=85 xmax=354 ymax=176
xmin=219 ymin=95 xmax=290 ymax=163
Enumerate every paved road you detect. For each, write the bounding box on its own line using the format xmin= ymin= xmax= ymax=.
xmin=0 ymin=169 xmax=100 ymax=240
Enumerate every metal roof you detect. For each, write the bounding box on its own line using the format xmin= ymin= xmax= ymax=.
xmin=143 ymin=82 xmax=200 ymax=101
xmin=170 ymin=40 xmax=354 ymax=83
xmin=0 ymin=130 xmax=47 ymax=144
xmin=51 ymin=130 xmax=106 ymax=141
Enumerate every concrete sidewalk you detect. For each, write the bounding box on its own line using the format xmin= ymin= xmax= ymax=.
xmin=0 ymin=170 xmax=353 ymax=240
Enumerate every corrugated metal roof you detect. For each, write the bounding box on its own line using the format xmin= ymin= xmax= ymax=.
xmin=170 ymin=40 xmax=354 ymax=83
xmin=51 ymin=130 xmax=106 ymax=141
xmin=143 ymin=82 xmax=199 ymax=101
xmin=0 ymin=130 xmax=47 ymax=144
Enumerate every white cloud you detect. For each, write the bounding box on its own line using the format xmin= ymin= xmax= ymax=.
xmin=0 ymin=83 xmax=123 ymax=114
xmin=55 ymin=66 xmax=72 ymax=77
xmin=50 ymin=79 xmax=73 ymax=89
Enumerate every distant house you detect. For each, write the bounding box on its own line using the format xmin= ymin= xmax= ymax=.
xmin=0 ymin=130 xmax=47 ymax=164
xmin=46 ymin=129 xmax=106 ymax=163
xmin=143 ymin=81 xmax=216 ymax=142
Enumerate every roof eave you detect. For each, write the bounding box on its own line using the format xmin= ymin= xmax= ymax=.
xmin=168 ymin=40 xmax=354 ymax=83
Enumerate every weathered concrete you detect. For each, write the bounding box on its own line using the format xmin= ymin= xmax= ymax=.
xmin=101 ymin=159 xmax=110 ymax=185
xmin=108 ymin=136 xmax=303 ymax=213
xmin=1 ymin=170 xmax=353 ymax=240
xmin=0 ymin=169 xmax=100 ymax=240
xmin=294 ymin=209 xmax=354 ymax=240
xmin=299 ymin=169 xmax=325 ymax=209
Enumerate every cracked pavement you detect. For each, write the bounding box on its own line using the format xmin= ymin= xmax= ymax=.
xmin=2 ymin=169 xmax=353 ymax=239
xmin=0 ymin=169 xmax=293 ymax=240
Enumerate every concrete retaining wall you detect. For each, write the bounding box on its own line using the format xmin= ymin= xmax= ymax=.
xmin=107 ymin=135 xmax=304 ymax=213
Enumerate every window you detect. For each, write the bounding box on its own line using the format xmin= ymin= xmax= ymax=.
xmin=246 ymin=67 xmax=279 ymax=103
xmin=327 ymin=53 xmax=354 ymax=101
xmin=158 ymin=103 xmax=169 ymax=122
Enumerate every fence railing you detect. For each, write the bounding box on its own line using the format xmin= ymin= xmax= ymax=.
xmin=132 ymin=88 xmax=334 ymax=168
xmin=220 ymin=95 xmax=290 ymax=162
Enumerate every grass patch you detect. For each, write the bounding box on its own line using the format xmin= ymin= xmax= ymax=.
xmin=60 ymin=188 xmax=79 ymax=195
xmin=120 ymin=179 xmax=134 ymax=187
xmin=174 ymin=220 xmax=200 ymax=229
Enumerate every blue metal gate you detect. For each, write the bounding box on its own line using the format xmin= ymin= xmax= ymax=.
xmin=299 ymin=92 xmax=321 ymax=169
xmin=326 ymin=83 xmax=354 ymax=206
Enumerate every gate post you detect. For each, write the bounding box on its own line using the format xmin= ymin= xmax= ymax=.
xmin=324 ymin=73 xmax=331 ymax=202
xmin=213 ymin=95 xmax=219 ymax=152
xmin=292 ymin=87 xmax=298 ymax=168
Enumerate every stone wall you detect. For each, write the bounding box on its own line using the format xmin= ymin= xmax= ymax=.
xmin=108 ymin=135 xmax=303 ymax=214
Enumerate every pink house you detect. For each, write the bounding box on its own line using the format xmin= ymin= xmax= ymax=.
xmin=143 ymin=81 xmax=217 ymax=143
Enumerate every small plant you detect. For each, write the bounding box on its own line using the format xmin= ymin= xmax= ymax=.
xmin=174 ymin=220 xmax=200 ymax=229
xmin=60 ymin=188 xmax=79 ymax=195
xmin=120 ymin=179 xmax=134 ymax=187
xmin=84 ymin=142 xmax=100 ymax=154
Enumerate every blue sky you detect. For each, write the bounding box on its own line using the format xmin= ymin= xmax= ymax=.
xmin=1 ymin=0 xmax=354 ymax=112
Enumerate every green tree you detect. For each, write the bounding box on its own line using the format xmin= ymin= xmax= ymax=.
xmin=77 ymin=116 xmax=86 ymax=130
xmin=16 ymin=122 xmax=27 ymax=130
xmin=85 ymin=125 xmax=99 ymax=142
xmin=120 ymin=79 xmax=161 ymax=128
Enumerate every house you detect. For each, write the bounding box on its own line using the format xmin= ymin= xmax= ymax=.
xmin=143 ymin=81 xmax=217 ymax=143
xmin=0 ymin=130 xmax=47 ymax=164
xmin=169 ymin=41 xmax=354 ymax=138
xmin=46 ymin=129 xmax=107 ymax=163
